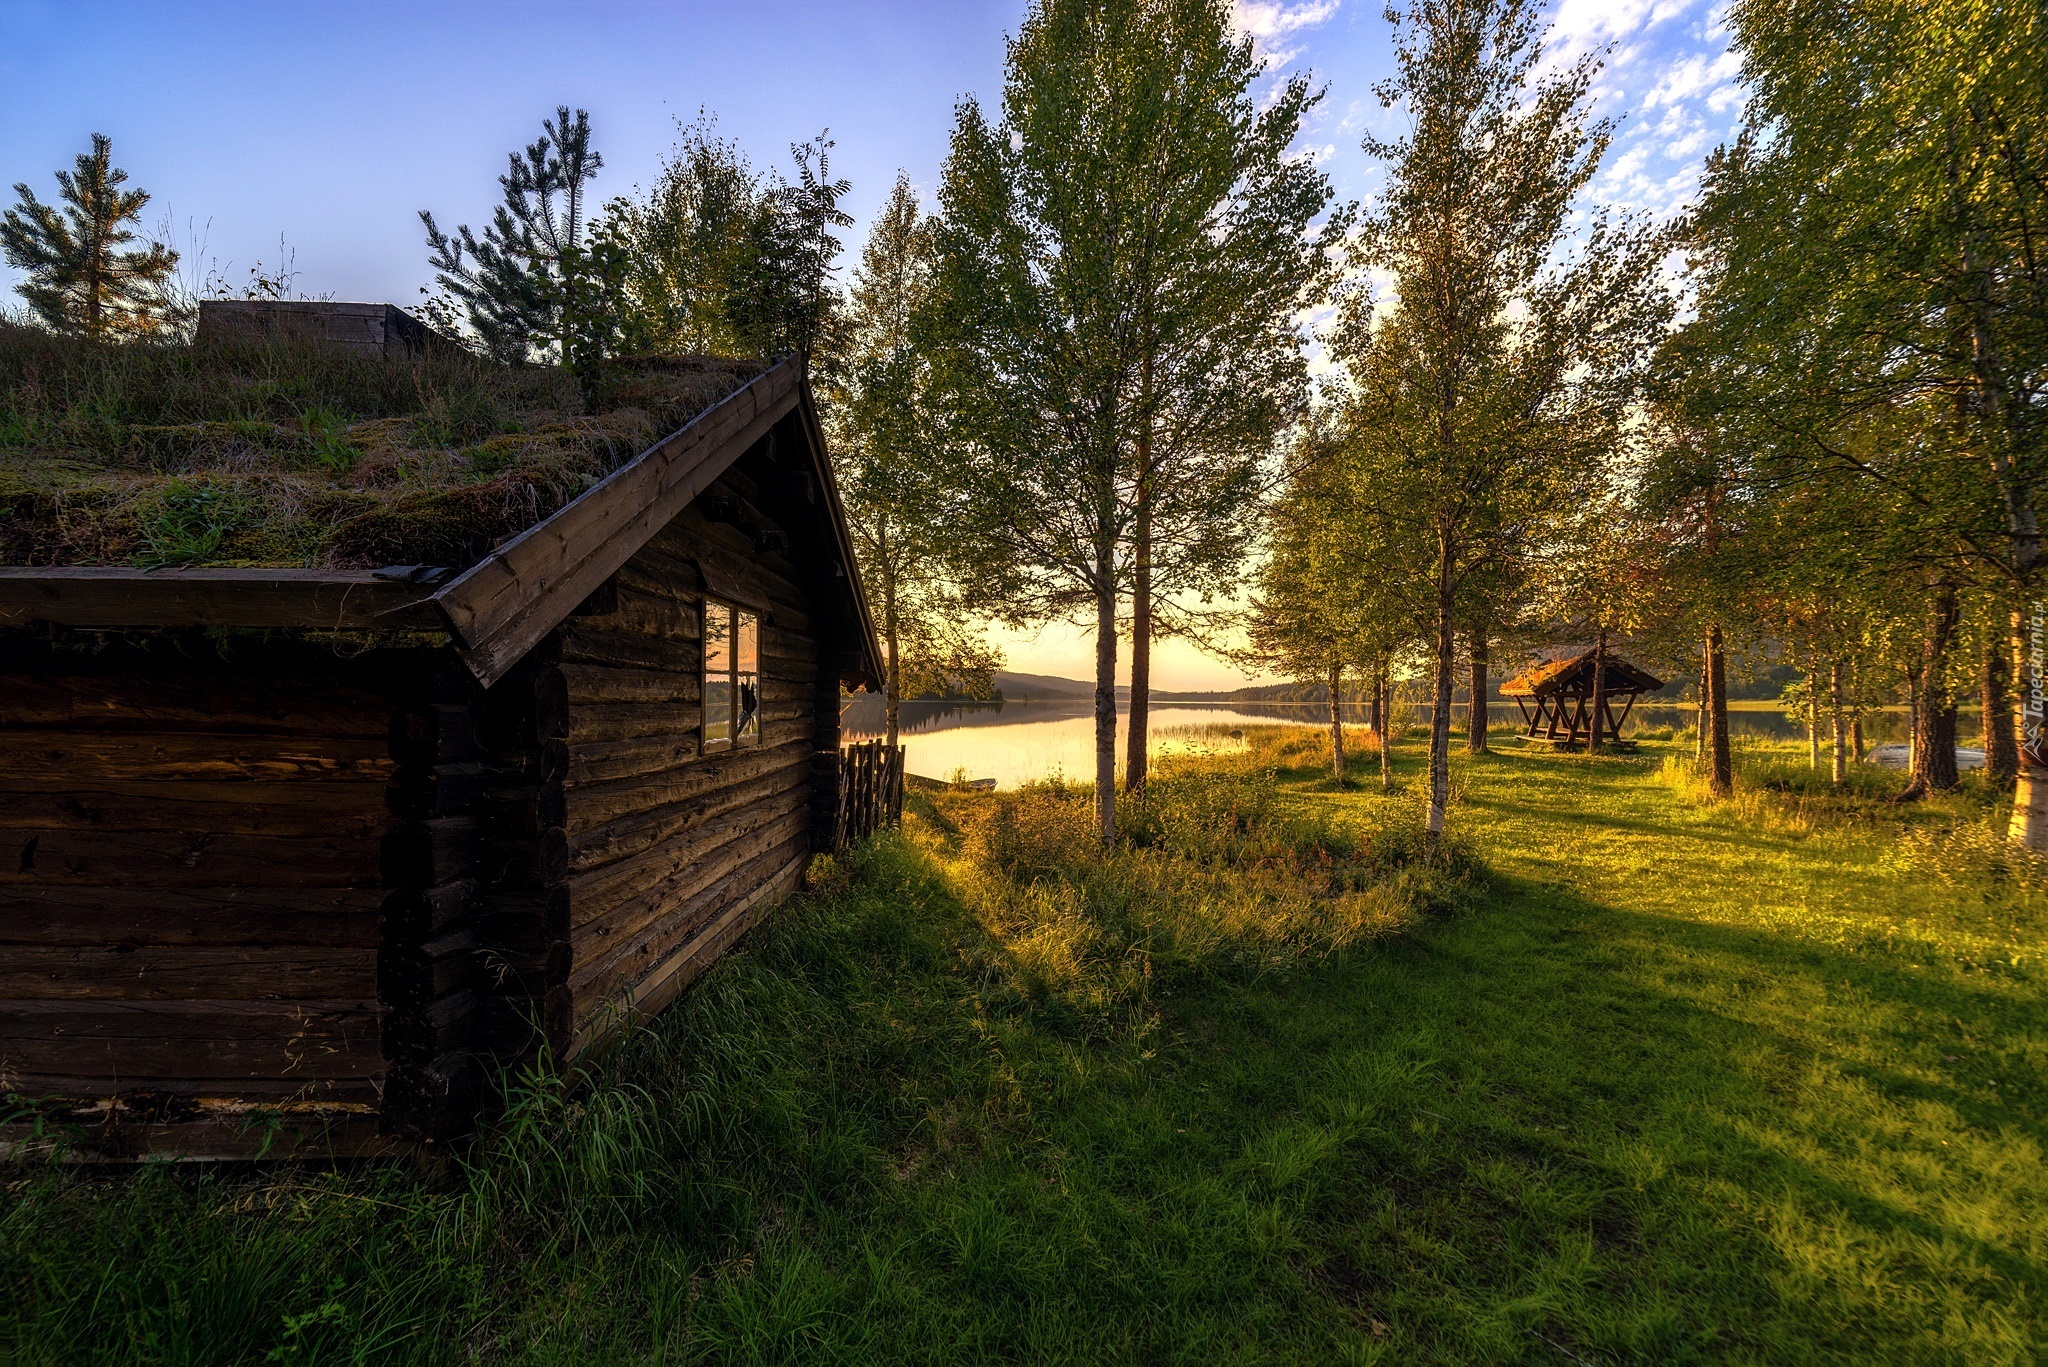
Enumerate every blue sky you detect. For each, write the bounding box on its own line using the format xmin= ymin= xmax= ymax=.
xmin=0 ymin=0 xmax=1745 ymax=688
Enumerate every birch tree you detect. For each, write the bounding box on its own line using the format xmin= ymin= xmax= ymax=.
xmin=1114 ymin=0 xmax=1344 ymax=793
xmin=830 ymin=175 xmax=1000 ymax=746
xmin=1249 ymin=431 xmax=1429 ymax=783
xmin=1344 ymin=0 xmax=1666 ymax=841
xmin=1687 ymin=0 xmax=2046 ymax=841
xmin=923 ymin=0 xmax=1332 ymax=840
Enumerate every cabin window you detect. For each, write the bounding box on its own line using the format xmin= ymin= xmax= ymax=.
xmin=702 ymin=600 xmax=760 ymax=752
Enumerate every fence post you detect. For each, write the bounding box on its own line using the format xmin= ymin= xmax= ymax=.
xmin=836 ymin=745 xmax=850 ymax=850
xmin=834 ymin=739 xmax=908 ymax=849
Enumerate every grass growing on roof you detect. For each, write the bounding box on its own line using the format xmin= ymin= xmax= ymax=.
xmin=3 ymin=731 xmax=2043 ymax=1363
xmin=0 ymin=322 xmax=763 ymax=570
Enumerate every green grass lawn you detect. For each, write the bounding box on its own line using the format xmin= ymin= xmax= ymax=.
xmin=5 ymin=735 xmax=2043 ymax=1364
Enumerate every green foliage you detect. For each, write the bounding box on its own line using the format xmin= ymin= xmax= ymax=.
xmin=134 ymin=476 xmax=245 ymax=568
xmin=408 ymin=382 xmax=511 ymax=450
xmin=1685 ymin=0 xmax=2046 ymax=592
xmin=587 ymin=117 xmax=852 ymax=367
xmin=828 ymin=174 xmax=1000 ymax=737
xmin=923 ymin=0 xmax=1342 ymax=834
xmin=297 ymin=406 xmax=357 ymax=474
xmin=2 ymin=133 xmax=179 ymax=338
xmin=1249 ymin=424 xmax=1431 ymax=689
xmin=1648 ymin=0 xmax=2046 ymax=821
xmin=1321 ymin=0 xmax=1671 ymax=834
xmin=420 ymin=106 xmax=604 ymax=368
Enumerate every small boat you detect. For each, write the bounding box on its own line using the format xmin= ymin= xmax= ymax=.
xmin=907 ymin=773 xmax=998 ymax=792
xmin=1865 ymin=744 xmax=1983 ymax=771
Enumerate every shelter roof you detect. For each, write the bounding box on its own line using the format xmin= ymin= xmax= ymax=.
xmin=1500 ymin=647 xmax=1664 ymax=698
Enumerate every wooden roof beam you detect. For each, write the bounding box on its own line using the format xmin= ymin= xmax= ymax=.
xmin=432 ymin=361 xmax=801 ymax=686
xmin=0 ymin=567 xmax=446 ymax=632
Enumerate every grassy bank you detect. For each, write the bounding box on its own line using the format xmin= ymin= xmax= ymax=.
xmin=4 ymin=731 xmax=2043 ymax=1363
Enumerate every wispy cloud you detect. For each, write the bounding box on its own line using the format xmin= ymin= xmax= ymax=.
xmin=1234 ymin=0 xmax=1341 ymax=65
xmin=1642 ymin=49 xmax=1740 ymax=107
xmin=1546 ymin=0 xmax=1697 ymax=63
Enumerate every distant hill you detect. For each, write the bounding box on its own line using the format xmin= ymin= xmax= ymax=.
xmin=994 ymin=669 xmax=1103 ymax=700
xmin=990 ymin=669 xmax=1233 ymax=703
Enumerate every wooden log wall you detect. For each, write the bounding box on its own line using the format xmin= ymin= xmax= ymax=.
xmin=549 ymin=455 xmax=826 ymax=1058
xmin=0 ymin=636 xmax=401 ymax=1159
xmin=377 ymin=659 xmax=500 ymax=1142
xmin=0 ymin=412 xmax=877 ymax=1153
xmin=835 ymin=740 xmax=905 ymax=849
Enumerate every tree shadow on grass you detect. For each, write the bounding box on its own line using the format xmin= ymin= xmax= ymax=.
xmin=7 ymin=827 xmax=2039 ymax=1365
xmin=1253 ymin=867 xmax=2046 ymax=1361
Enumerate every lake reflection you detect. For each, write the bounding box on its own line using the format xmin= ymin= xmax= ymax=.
xmin=841 ymin=696 xmax=1931 ymax=789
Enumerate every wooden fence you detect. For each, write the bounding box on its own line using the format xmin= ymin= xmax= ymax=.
xmin=836 ymin=739 xmax=905 ymax=849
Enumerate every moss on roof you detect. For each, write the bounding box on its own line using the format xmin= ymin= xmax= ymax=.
xmin=0 ymin=323 xmax=763 ymax=570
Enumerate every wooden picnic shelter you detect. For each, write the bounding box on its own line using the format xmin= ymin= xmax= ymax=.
xmin=1500 ymin=648 xmax=1664 ymax=750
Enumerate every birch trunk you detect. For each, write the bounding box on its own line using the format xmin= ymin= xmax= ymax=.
xmin=1588 ymin=628 xmax=1608 ymax=755
xmin=1696 ymin=647 xmax=1710 ymax=763
xmin=1124 ymin=364 xmax=1153 ymax=796
xmin=1707 ymin=625 xmax=1732 ymax=796
xmin=1468 ymin=633 xmax=1489 ymax=754
xmin=1830 ymin=658 xmax=1847 ymax=786
xmin=1853 ymin=658 xmax=1866 ymax=761
xmin=1806 ymin=649 xmax=1822 ymax=772
xmin=1124 ymin=484 xmax=1151 ymax=796
xmin=1983 ymin=626 xmax=2018 ymax=786
xmin=882 ymin=538 xmax=901 ymax=749
xmin=1093 ymin=531 xmax=1118 ymax=847
xmin=2009 ymin=605 xmax=2048 ymax=846
xmin=1427 ymin=528 xmax=1456 ymax=839
xmin=1908 ymin=672 xmax=1920 ymax=775
xmin=1328 ymin=661 xmax=1346 ymax=781
xmin=1380 ymin=670 xmax=1394 ymax=793
xmin=1905 ymin=580 xmax=1961 ymax=797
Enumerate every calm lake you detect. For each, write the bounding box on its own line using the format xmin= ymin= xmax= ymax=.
xmin=841 ymin=696 xmax=1939 ymax=788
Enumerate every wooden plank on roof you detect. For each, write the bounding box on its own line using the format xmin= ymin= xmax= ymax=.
xmin=0 ymin=568 xmax=447 ymax=631
xmin=433 ymin=361 xmax=801 ymax=688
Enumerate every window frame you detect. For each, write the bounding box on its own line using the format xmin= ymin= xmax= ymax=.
xmin=701 ymin=598 xmax=761 ymax=754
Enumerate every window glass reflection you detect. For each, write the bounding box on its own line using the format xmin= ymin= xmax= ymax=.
xmin=703 ymin=602 xmax=732 ymax=751
xmin=736 ymin=611 xmax=759 ymax=743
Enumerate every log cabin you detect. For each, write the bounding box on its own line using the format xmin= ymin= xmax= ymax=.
xmin=0 ymin=313 xmax=880 ymax=1158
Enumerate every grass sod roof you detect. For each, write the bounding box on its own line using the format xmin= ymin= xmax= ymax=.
xmin=0 ymin=322 xmax=766 ymax=571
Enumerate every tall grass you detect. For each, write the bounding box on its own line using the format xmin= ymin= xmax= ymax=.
xmin=6 ymin=735 xmax=2040 ymax=1362
xmin=0 ymin=324 xmax=758 ymax=568
xmin=1 ymin=739 xmax=1472 ymax=1363
xmin=931 ymin=754 xmax=1470 ymax=1014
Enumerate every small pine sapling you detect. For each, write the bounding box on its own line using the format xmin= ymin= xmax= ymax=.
xmin=2 ymin=133 xmax=179 ymax=338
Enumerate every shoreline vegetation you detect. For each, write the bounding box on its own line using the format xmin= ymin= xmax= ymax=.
xmin=5 ymin=725 xmax=2040 ymax=1363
